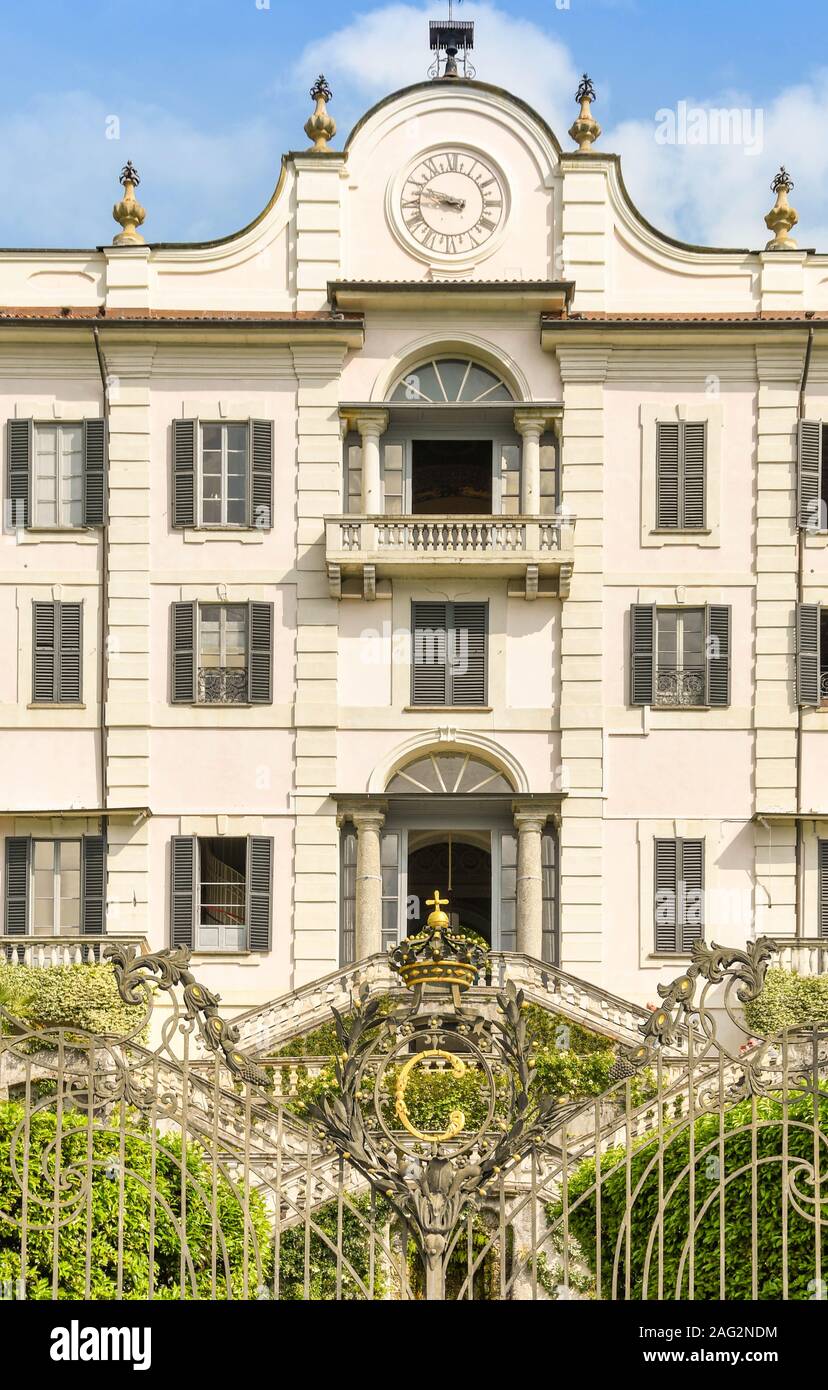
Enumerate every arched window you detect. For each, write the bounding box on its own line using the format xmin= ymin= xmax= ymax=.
xmin=390 ymin=358 xmax=513 ymax=405
xmin=386 ymin=752 xmax=513 ymax=794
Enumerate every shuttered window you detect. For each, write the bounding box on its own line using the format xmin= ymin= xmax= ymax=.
xmin=798 ymin=420 xmax=828 ymax=531
xmin=3 ymin=834 xmax=105 ymax=937
xmin=796 ymin=602 xmax=827 ymax=706
xmin=631 ymin=603 xmax=730 ymax=707
xmin=170 ymin=600 xmax=273 ymax=705
xmin=654 ymin=837 xmax=704 ymax=954
xmin=819 ymin=840 xmax=828 ymax=939
xmin=172 ymin=419 xmax=273 ymax=529
xmin=340 ymin=825 xmax=357 ymax=965
xmin=655 ymin=420 xmax=706 ymax=529
xmin=411 ymin=601 xmax=487 ymax=707
xmin=32 ymin=601 xmax=82 ymax=704
xmin=6 ymin=418 xmax=106 ymax=529
xmin=169 ymin=834 xmax=273 ymax=952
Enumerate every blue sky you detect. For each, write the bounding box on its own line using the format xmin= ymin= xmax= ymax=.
xmin=0 ymin=0 xmax=826 ymax=249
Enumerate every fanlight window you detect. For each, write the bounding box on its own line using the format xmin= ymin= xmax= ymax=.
xmin=390 ymin=358 xmax=513 ymax=405
xmin=386 ymin=752 xmax=513 ymax=794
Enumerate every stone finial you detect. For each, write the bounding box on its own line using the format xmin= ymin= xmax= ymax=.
xmin=764 ymin=166 xmax=799 ymax=250
xmin=112 ymin=161 xmax=146 ymax=246
xmin=305 ymin=75 xmax=336 ymax=151
xmin=569 ymin=74 xmax=601 ymax=152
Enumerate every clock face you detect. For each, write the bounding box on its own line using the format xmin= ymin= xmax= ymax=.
xmin=399 ymin=150 xmax=506 ymax=258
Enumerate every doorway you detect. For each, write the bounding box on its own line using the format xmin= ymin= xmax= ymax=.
xmin=406 ymin=834 xmax=492 ymax=944
xmin=410 ymin=439 xmax=493 ymax=514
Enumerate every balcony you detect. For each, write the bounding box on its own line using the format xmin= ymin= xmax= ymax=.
xmin=325 ymin=513 xmax=576 ymax=600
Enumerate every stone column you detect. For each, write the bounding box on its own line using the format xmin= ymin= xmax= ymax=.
xmin=357 ymin=410 xmax=389 ymax=515
xmin=353 ymin=805 xmax=386 ymax=960
xmin=514 ymin=409 xmax=554 ymax=515
xmin=514 ymin=810 xmax=547 ymax=958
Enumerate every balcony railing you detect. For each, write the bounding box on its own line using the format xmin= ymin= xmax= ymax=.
xmin=1 ymin=935 xmax=149 ymax=968
xmin=325 ymin=513 xmax=576 ymax=598
xmin=771 ymin=938 xmax=828 ymax=976
xmin=655 ymin=665 xmax=706 ymax=707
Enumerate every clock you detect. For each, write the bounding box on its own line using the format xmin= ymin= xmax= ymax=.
xmin=397 ymin=149 xmax=507 ymax=259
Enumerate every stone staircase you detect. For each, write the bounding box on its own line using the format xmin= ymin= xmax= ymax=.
xmin=232 ymin=951 xmax=655 ymax=1056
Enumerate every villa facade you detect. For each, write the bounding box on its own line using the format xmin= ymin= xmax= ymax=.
xmin=2 ymin=54 xmax=827 ymax=1015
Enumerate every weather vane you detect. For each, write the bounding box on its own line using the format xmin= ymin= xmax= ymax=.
xmin=428 ymin=0 xmax=475 ymax=80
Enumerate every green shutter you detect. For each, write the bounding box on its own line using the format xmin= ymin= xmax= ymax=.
xmin=798 ymin=419 xmax=823 ymax=531
xmin=679 ymin=838 xmax=704 ymax=950
xmin=630 ymin=603 xmax=656 ymax=705
xmin=797 ymin=602 xmax=821 ymax=707
xmin=449 ymin=602 xmax=487 ymax=705
xmin=819 ymin=840 xmax=828 ymax=940
xmin=250 ymin=419 xmax=273 ymax=530
xmin=4 ymin=836 xmax=30 ymax=936
xmin=171 ymin=601 xmax=197 ymax=704
xmin=81 ymin=834 xmax=106 ymax=936
xmin=654 ymin=838 xmax=678 ymax=952
xmin=57 ymin=602 xmax=82 ymax=703
xmin=655 ymin=422 xmax=680 ymax=528
xmin=172 ymin=418 xmax=197 ymax=528
xmin=682 ymin=422 xmax=706 ymax=528
xmin=82 ymin=418 xmax=106 ymax=526
xmin=248 ymin=601 xmax=273 ymax=704
xmin=32 ymin=601 xmax=57 ymax=702
xmin=247 ymin=836 xmax=273 ymax=952
xmin=7 ymin=418 xmax=32 ymax=529
xmin=170 ymin=836 xmax=196 ymax=948
xmin=412 ymin=602 xmax=449 ymax=705
xmin=705 ymin=604 xmax=731 ymax=707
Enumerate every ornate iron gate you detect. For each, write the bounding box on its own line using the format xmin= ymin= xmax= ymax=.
xmin=0 ymin=920 xmax=825 ymax=1300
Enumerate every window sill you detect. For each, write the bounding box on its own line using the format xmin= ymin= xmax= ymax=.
xmin=190 ymin=950 xmax=257 ymax=960
xmin=17 ymin=528 xmax=99 ymax=544
xmin=651 ymin=704 xmax=712 ymax=712
xmin=404 ymin=705 xmax=492 ymax=713
xmin=28 ymin=702 xmax=86 ymax=710
xmin=182 ymin=527 xmax=264 ymax=544
xmin=650 ymin=528 xmax=711 ymax=536
xmin=649 ymin=952 xmax=692 ymax=961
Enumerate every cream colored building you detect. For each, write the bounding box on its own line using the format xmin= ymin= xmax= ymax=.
xmin=1 ymin=53 xmax=827 ymax=1018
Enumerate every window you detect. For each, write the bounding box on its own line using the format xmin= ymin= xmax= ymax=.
xmin=656 ymin=420 xmax=706 ymax=529
xmin=171 ymin=600 xmax=273 ymax=705
xmin=199 ymin=603 xmax=248 ymax=704
xmin=200 ymin=424 xmax=248 ymax=525
xmin=32 ymin=601 xmax=82 ymax=704
xmin=630 ymin=603 xmax=730 ymax=708
xmin=6 ymin=418 xmax=105 ymax=530
xmin=33 ymin=425 xmax=83 ymax=527
xmin=171 ymin=418 xmax=273 ymax=530
xmin=3 ymin=835 xmax=105 ymax=937
xmin=654 ymin=838 xmax=704 ymax=954
xmin=391 ymin=358 xmax=512 ymax=404
xmin=655 ymin=609 xmax=705 ymax=707
xmin=169 ymin=834 xmax=273 ymax=953
xmin=796 ymin=603 xmax=828 ymax=706
xmin=32 ymin=840 xmax=80 ymax=936
xmin=797 ymin=421 xmax=828 ymax=531
xmin=411 ymin=601 xmax=488 ymax=706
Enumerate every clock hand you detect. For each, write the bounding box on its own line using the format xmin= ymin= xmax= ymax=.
xmin=421 ymin=190 xmax=467 ymax=210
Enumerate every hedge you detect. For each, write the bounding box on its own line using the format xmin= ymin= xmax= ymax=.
xmin=0 ymin=963 xmax=145 ymax=1039
xmin=744 ymin=967 xmax=828 ymax=1036
xmin=0 ymin=1101 xmax=271 ymax=1299
xmin=558 ymin=1094 xmax=828 ymax=1299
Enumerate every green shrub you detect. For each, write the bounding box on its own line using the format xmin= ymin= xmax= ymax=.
xmin=276 ymin=1195 xmax=389 ymax=1300
xmin=0 ymin=1101 xmax=271 ymax=1299
xmin=0 ymin=963 xmax=144 ymax=1039
xmin=744 ymin=967 xmax=828 ymax=1036
xmin=558 ymin=1094 xmax=828 ymax=1300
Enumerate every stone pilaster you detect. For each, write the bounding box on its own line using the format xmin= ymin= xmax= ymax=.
xmin=292 ymin=154 xmax=346 ymax=313
xmin=513 ymin=809 xmax=545 ymax=958
xmin=101 ymin=345 xmax=154 ymax=939
xmin=555 ymin=347 xmax=609 ymax=974
xmin=292 ymin=345 xmax=347 ymax=985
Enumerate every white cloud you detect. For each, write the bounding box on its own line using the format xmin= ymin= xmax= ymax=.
xmin=0 ymin=92 xmax=279 ymax=246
